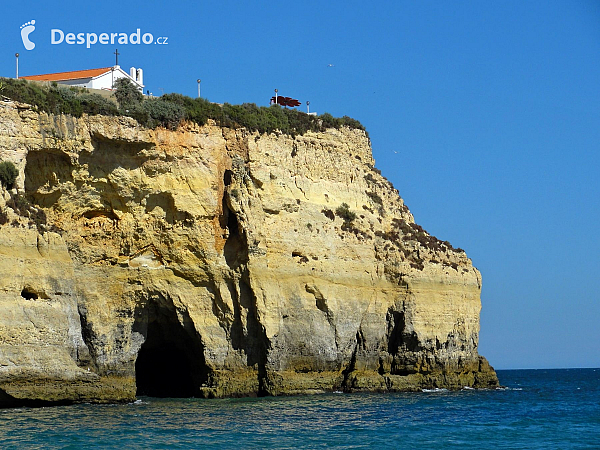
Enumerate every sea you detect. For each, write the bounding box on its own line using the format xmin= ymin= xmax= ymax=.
xmin=1 ymin=369 xmax=599 ymax=449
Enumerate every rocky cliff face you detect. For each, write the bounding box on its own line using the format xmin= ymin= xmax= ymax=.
xmin=0 ymin=100 xmax=498 ymax=406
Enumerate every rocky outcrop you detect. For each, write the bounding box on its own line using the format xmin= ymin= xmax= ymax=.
xmin=0 ymin=100 xmax=498 ymax=406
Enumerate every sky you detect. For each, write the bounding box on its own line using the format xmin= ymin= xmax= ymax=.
xmin=2 ymin=1 xmax=599 ymax=370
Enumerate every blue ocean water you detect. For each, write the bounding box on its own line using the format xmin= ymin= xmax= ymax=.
xmin=1 ymin=369 xmax=599 ymax=449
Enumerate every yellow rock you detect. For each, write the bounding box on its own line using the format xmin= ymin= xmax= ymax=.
xmin=0 ymin=102 xmax=497 ymax=405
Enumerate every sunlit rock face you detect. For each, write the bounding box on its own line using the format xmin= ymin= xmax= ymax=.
xmin=0 ymin=102 xmax=498 ymax=405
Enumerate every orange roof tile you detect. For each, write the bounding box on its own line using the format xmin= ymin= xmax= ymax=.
xmin=21 ymin=67 xmax=113 ymax=82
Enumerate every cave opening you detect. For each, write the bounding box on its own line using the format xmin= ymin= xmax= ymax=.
xmin=20 ymin=289 xmax=39 ymax=300
xmin=387 ymin=310 xmax=421 ymax=354
xmin=135 ymin=303 xmax=208 ymax=398
xmin=223 ymin=169 xmax=233 ymax=186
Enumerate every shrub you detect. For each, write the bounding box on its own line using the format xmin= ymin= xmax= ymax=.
xmin=6 ymin=193 xmax=30 ymax=215
xmin=1 ymin=78 xmax=49 ymax=110
xmin=4 ymin=193 xmax=46 ymax=230
xmin=319 ymin=113 xmax=337 ymax=129
xmin=50 ymin=86 xmax=83 ymax=116
xmin=338 ymin=115 xmax=366 ymax=131
xmin=335 ymin=203 xmax=357 ymax=224
xmin=0 ymin=161 xmax=18 ymax=188
xmin=123 ymin=103 xmax=149 ymax=125
xmin=366 ymin=191 xmax=383 ymax=206
xmin=319 ymin=113 xmax=367 ymax=135
xmin=0 ymin=78 xmax=116 ymax=118
xmin=114 ymin=77 xmax=143 ymax=108
xmin=162 ymin=93 xmax=224 ymax=126
xmin=79 ymin=93 xmax=119 ymax=116
xmin=284 ymin=107 xmax=320 ymax=136
xmin=387 ymin=218 xmax=464 ymax=253
xmin=159 ymin=96 xmax=364 ymax=136
xmin=364 ymin=173 xmax=377 ymax=184
xmin=142 ymin=98 xmax=186 ymax=130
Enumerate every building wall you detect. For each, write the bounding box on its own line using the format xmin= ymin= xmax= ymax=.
xmin=57 ymin=78 xmax=93 ymax=89
xmin=90 ymin=71 xmax=116 ymax=91
xmin=90 ymin=69 xmax=143 ymax=91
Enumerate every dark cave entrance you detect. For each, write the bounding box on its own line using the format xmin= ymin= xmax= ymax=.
xmin=135 ymin=303 xmax=208 ymax=398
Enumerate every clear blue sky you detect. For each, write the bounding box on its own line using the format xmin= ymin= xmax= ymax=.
xmin=3 ymin=1 xmax=599 ymax=370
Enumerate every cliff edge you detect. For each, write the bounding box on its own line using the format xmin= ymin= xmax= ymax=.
xmin=0 ymin=100 xmax=498 ymax=405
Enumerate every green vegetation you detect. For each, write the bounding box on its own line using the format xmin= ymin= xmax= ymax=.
xmin=0 ymin=161 xmax=18 ymax=189
xmin=366 ymin=190 xmax=385 ymax=216
xmin=335 ymin=203 xmax=357 ymax=227
xmin=373 ymin=219 xmax=467 ymax=271
xmin=77 ymin=93 xmax=119 ymax=116
xmin=162 ymin=93 xmax=367 ymax=137
xmin=113 ymin=77 xmax=143 ymax=108
xmin=0 ymin=78 xmax=118 ymax=117
xmin=6 ymin=193 xmax=30 ymax=216
xmin=366 ymin=191 xmax=383 ymax=206
xmin=0 ymin=77 xmax=367 ymax=137
xmin=378 ymin=218 xmax=465 ymax=254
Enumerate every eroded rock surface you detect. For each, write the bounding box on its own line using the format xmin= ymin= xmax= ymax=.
xmin=0 ymin=101 xmax=498 ymax=405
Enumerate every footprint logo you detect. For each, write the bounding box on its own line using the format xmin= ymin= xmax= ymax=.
xmin=20 ymin=20 xmax=36 ymax=50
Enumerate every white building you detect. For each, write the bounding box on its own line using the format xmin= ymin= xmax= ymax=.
xmin=22 ymin=65 xmax=144 ymax=92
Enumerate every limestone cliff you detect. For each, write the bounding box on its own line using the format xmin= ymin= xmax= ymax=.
xmin=0 ymin=100 xmax=498 ymax=406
